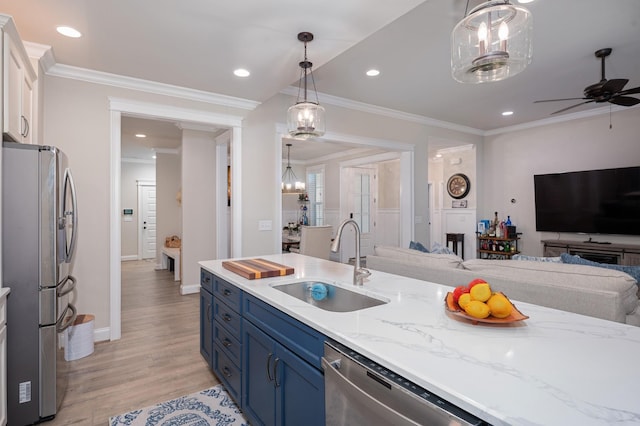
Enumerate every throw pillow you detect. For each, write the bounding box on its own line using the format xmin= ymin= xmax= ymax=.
xmin=512 ymin=254 xmax=562 ymax=263
xmin=430 ymin=242 xmax=455 ymax=255
xmin=560 ymin=253 xmax=640 ymax=283
xmin=409 ymin=241 xmax=429 ymax=253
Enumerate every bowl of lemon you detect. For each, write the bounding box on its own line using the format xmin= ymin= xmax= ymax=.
xmin=445 ymin=278 xmax=528 ymax=324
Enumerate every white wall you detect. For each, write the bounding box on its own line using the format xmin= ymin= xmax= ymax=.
xmin=42 ymin=74 xmax=248 ymax=332
xmin=120 ymin=160 xmax=155 ymax=258
xmin=181 ymin=129 xmax=216 ymax=290
xmin=482 ymin=107 xmax=640 ymax=255
xmin=156 ymin=152 xmax=181 ymax=267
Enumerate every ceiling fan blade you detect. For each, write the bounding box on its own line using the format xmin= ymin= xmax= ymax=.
xmin=618 ymin=86 xmax=640 ymax=96
xmin=550 ymin=100 xmax=595 ymax=115
xmin=602 ymin=78 xmax=628 ymax=93
xmin=609 ymin=96 xmax=640 ymax=107
xmin=534 ymin=97 xmax=586 ymax=103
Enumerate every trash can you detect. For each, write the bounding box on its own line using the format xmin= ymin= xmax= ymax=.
xmin=65 ymin=314 xmax=95 ymax=361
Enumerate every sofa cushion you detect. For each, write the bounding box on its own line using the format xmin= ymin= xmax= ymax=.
xmin=409 ymin=241 xmax=429 ymax=252
xmin=374 ymin=245 xmax=463 ymax=269
xmin=461 ymin=259 xmax=639 ymax=322
xmin=560 ymin=253 xmax=640 ymax=284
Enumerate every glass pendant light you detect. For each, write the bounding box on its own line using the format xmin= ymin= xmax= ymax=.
xmin=282 ymin=143 xmax=305 ymax=193
xmin=451 ymin=0 xmax=533 ymax=83
xmin=287 ymin=32 xmax=325 ymax=139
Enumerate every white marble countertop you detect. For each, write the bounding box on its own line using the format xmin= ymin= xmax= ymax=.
xmin=200 ymin=253 xmax=640 ymax=426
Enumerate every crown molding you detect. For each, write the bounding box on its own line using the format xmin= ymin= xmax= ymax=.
xmin=48 ymin=63 xmax=260 ymax=111
xmin=154 ymin=147 xmax=180 ymax=155
xmin=483 ymin=104 xmax=638 ymax=136
xmin=281 ymin=86 xmax=484 ymax=136
xmin=24 ymin=41 xmax=56 ymax=71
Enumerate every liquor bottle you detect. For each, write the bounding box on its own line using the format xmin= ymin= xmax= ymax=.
xmin=505 ymin=216 xmax=512 ymax=226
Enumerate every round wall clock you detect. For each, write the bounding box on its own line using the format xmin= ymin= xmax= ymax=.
xmin=447 ymin=173 xmax=470 ymax=199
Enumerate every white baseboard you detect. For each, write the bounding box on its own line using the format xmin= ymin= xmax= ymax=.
xmin=94 ymin=327 xmax=111 ymax=342
xmin=180 ymin=284 xmax=200 ymax=295
xmin=121 ymin=255 xmax=138 ymax=261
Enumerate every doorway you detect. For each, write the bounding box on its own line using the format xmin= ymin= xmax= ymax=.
xmin=109 ymin=98 xmax=244 ymax=341
xmin=274 ymin=125 xmax=414 ymax=262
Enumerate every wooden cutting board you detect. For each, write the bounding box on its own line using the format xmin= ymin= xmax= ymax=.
xmin=222 ymin=258 xmax=294 ymax=280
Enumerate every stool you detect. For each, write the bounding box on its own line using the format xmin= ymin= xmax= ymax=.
xmin=446 ymin=233 xmax=464 ymax=259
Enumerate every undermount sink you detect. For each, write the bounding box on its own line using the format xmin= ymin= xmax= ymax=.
xmin=272 ymin=281 xmax=388 ymax=312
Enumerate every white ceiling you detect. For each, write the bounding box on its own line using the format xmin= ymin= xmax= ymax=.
xmin=2 ymin=0 xmax=639 ymax=158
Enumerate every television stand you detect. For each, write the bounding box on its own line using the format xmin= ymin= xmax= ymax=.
xmin=582 ymin=237 xmax=612 ymax=245
xmin=542 ymin=240 xmax=640 ymax=266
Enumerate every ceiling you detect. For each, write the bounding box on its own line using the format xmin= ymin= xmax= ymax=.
xmin=2 ymin=0 xmax=639 ymax=157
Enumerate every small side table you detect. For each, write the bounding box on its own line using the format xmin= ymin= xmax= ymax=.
xmin=446 ymin=233 xmax=464 ymax=259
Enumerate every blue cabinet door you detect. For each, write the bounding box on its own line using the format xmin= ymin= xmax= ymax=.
xmin=243 ymin=319 xmax=276 ymax=426
xmin=243 ymin=319 xmax=325 ymax=426
xmin=276 ymin=344 xmax=325 ymax=426
xmin=200 ymin=288 xmax=213 ymax=368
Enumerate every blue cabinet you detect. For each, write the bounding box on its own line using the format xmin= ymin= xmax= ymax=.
xmin=243 ymin=294 xmax=325 ymax=426
xmin=199 ymin=288 xmax=213 ymax=367
xmin=244 ymin=319 xmax=324 ymax=426
xmin=199 ymin=269 xmax=325 ymax=425
xmin=199 ymin=269 xmax=243 ymax=406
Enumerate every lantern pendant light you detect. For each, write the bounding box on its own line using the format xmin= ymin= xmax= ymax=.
xmin=451 ymin=0 xmax=533 ymax=83
xmin=282 ymin=143 xmax=305 ymax=193
xmin=287 ymin=32 xmax=325 ymax=139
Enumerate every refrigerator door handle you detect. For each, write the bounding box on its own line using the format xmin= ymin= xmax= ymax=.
xmin=56 ymin=303 xmax=77 ymax=333
xmin=57 ymin=275 xmax=76 ymax=297
xmin=63 ymin=168 xmax=79 ymax=263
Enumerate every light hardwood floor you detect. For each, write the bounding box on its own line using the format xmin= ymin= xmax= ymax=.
xmin=48 ymin=260 xmax=218 ymax=425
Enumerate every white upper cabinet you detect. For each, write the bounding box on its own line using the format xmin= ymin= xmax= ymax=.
xmin=1 ymin=16 xmax=36 ymax=144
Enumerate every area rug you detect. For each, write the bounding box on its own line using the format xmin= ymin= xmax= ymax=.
xmin=109 ymin=384 xmax=248 ymax=426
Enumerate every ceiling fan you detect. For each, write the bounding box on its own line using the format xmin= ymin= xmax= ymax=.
xmin=535 ymin=48 xmax=640 ymax=115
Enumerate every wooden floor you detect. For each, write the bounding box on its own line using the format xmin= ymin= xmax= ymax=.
xmin=48 ymin=260 xmax=218 ymax=425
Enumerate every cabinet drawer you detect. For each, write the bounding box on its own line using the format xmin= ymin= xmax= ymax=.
xmin=244 ymin=294 xmax=325 ymax=370
xmin=213 ymin=345 xmax=242 ymax=406
xmin=200 ymin=269 xmax=214 ymax=293
xmin=214 ymin=297 xmax=242 ymax=337
xmin=214 ymin=320 xmax=241 ymax=366
xmin=214 ymin=276 xmax=242 ymax=312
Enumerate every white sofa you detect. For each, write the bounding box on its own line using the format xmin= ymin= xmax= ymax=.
xmin=366 ymin=245 xmax=640 ymax=326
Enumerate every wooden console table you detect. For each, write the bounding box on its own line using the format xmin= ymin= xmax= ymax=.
xmin=542 ymin=240 xmax=640 ymax=266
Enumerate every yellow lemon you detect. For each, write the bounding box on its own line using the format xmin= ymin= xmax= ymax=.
xmin=487 ymin=293 xmax=513 ymax=318
xmin=464 ymin=300 xmax=490 ymax=319
xmin=458 ymin=293 xmax=472 ymax=309
xmin=470 ymin=283 xmax=492 ymax=302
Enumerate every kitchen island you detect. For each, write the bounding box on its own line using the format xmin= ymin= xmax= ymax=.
xmin=200 ymin=253 xmax=640 ymax=425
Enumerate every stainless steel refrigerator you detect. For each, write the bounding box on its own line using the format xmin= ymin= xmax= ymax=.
xmin=2 ymin=141 xmax=78 ymax=424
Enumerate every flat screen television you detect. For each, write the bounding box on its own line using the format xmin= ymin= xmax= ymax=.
xmin=534 ymin=166 xmax=640 ymax=236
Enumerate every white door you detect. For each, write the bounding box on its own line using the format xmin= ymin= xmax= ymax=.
xmin=340 ymin=166 xmax=377 ymax=262
xmin=139 ymin=184 xmax=157 ymax=259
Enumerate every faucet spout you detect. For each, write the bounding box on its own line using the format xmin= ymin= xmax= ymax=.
xmin=331 ymin=219 xmax=371 ymax=286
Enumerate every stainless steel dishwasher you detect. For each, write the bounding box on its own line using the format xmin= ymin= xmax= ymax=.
xmin=322 ymin=341 xmax=489 ymax=426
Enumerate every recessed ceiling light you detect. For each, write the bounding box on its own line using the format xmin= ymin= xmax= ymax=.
xmin=435 ymin=153 xmax=443 ymax=158
xmin=502 ymin=111 xmax=514 ymax=116
xmin=56 ymin=26 xmax=82 ymax=38
xmin=366 ymin=69 xmax=380 ymax=77
xmin=135 ymin=133 xmax=147 ymax=138
xmin=234 ymin=68 xmax=250 ymax=77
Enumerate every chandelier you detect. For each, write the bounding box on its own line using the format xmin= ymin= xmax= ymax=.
xmin=282 ymin=143 xmax=305 ymax=193
xmin=287 ymin=32 xmax=325 ymax=139
xmin=451 ymin=0 xmax=533 ymax=83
